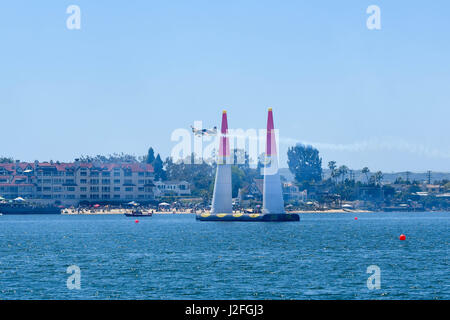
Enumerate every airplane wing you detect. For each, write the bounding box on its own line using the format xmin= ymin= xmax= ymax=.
xmin=205 ymin=128 xmax=218 ymax=136
xmin=191 ymin=126 xmax=202 ymax=136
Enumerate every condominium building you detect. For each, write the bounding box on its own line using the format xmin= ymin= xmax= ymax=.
xmin=0 ymin=161 xmax=156 ymax=205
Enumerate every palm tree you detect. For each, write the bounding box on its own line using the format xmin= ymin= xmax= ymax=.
xmin=362 ymin=167 xmax=370 ymax=184
xmin=374 ymin=171 xmax=383 ymax=186
xmin=338 ymin=165 xmax=349 ymax=183
xmin=328 ymin=161 xmax=337 ymax=183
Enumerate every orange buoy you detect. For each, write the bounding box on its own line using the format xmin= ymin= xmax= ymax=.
xmin=135 ymin=219 xmax=139 ymax=223
xmin=399 ymin=234 xmax=406 ymax=241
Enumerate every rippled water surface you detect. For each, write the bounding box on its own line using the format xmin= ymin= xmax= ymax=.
xmin=0 ymin=212 xmax=448 ymax=299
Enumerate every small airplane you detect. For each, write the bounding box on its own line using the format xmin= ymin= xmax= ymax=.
xmin=190 ymin=125 xmax=218 ymax=137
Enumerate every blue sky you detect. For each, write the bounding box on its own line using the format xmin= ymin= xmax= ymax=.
xmin=1 ymin=1 xmax=449 ymax=172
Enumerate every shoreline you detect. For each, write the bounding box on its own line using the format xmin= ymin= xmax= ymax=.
xmin=62 ymin=209 xmax=374 ymax=215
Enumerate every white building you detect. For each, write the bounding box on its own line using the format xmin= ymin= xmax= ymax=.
xmin=283 ymin=182 xmax=307 ymax=202
xmin=154 ymin=180 xmax=190 ymax=197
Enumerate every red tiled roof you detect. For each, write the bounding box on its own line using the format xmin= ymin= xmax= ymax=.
xmin=120 ymin=163 xmax=154 ymax=172
xmin=36 ymin=162 xmax=54 ymax=167
xmin=1 ymin=161 xmax=154 ymax=174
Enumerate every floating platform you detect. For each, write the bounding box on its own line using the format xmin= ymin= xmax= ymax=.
xmin=196 ymin=213 xmax=299 ymax=222
xmin=124 ymin=212 xmax=153 ymax=217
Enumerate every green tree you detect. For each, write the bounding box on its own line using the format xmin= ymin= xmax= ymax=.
xmin=335 ymin=179 xmax=357 ymax=201
xmin=362 ymin=167 xmax=370 ymax=183
xmin=153 ymin=154 xmax=166 ymax=181
xmin=394 ymin=176 xmax=405 ymax=184
xmin=164 ymin=154 xmax=215 ymax=201
xmin=78 ymin=153 xmax=137 ymax=163
xmin=231 ymin=166 xmax=245 ymax=198
xmin=233 ymin=149 xmax=260 ymax=184
xmin=374 ymin=171 xmax=384 ymax=186
xmin=287 ymin=144 xmax=322 ymax=184
xmin=0 ymin=157 xmax=14 ymax=164
xmin=337 ymin=165 xmax=349 ymax=183
xmin=328 ymin=161 xmax=337 ymax=183
xmin=146 ymin=147 xmax=155 ymax=164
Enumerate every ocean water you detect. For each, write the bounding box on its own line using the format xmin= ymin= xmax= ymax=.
xmin=0 ymin=212 xmax=448 ymax=300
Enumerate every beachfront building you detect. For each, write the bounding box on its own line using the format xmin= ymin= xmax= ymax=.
xmin=282 ymin=182 xmax=307 ymax=202
xmin=0 ymin=161 xmax=156 ymax=205
xmin=154 ymin=180 xmax=191 ymax=197
xmin=0 ymin=162 xmax=35 ymax=200
xmin=424 ymin=184 xmax=444 ymax=194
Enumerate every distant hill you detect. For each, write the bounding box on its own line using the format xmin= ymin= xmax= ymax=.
xmin=279 ymin=168 xmax=450 ymax=184
xmin=379 ymin=172 xmax=450 ymax=184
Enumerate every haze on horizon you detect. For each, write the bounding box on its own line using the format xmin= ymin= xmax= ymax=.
xmin=1 ymin=1 xmax=449 ymax=173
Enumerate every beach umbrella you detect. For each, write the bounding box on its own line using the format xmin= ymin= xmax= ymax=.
xmin=158 ymin=202 xmax=170 ymax=206
xmin=14 ymin=197 xmax=26 ymax=202
xmin=127 ymin=201 xmax=139 ymax=206
xmin=93 ymin=204 xmax=101 ymax=208
xmin=0 ymin=196 xmax=5 ymax=201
